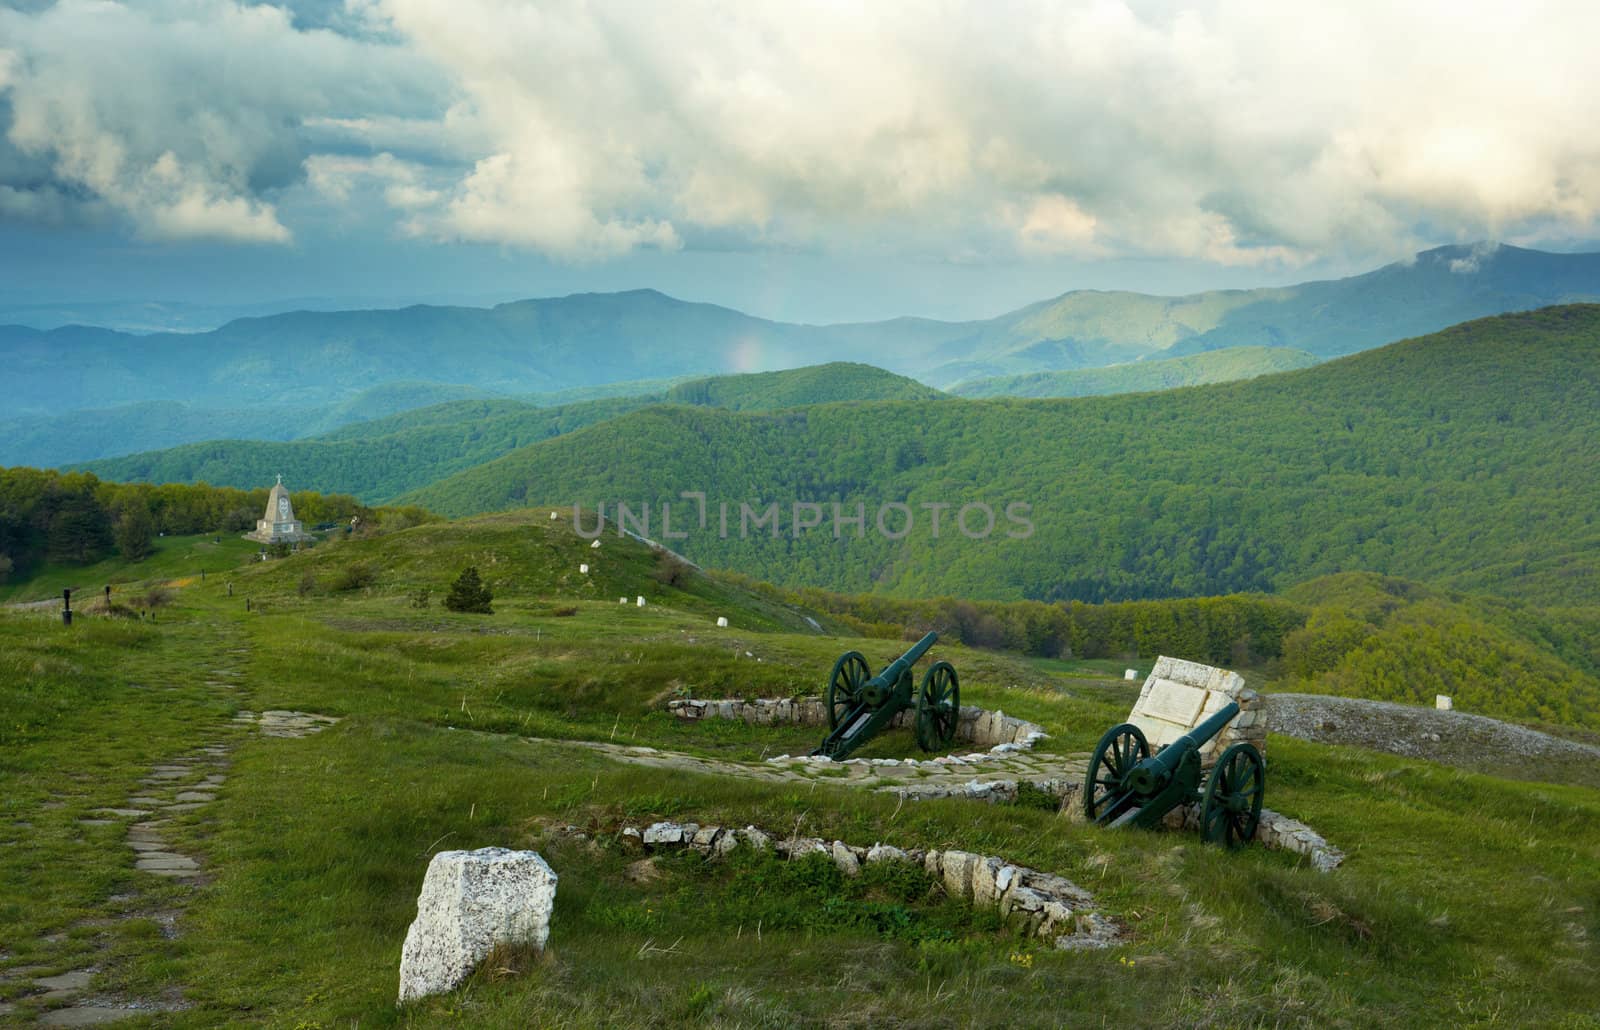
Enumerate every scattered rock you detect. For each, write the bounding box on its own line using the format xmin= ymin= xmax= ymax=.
xmin=398 ymin=848 xmax=558 ymax=1004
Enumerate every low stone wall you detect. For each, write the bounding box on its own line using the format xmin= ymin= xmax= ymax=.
xmin=1158 ymin=804 xmax=1345 ymax=871
xmin=1255 ymin=810 xmax=1345 ymax=872
xmin=558 ymin=819 xmax=1124 ymax=951
xmin=667 ymin=697 xmax=1047 ymax=754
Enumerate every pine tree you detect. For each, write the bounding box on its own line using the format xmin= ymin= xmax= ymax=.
xmin=444 ymin=566 xmax=493 ymax=613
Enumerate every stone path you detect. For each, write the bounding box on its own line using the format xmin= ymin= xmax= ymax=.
xmin=526 ymin=734 xmax=1344 ymax=870
xmin=0 ymin=624 xmax=340 ymax=1025
xmin=540 ymin=736 xmax=1092 ymax=803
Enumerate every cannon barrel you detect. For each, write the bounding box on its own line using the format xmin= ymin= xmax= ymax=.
xmin=1133 ymin=701 xmax=1240 ymax=784
xmin=867 ymin=631 xmax=939 ymax=691
xmin=812 ymin=631 xmax=946 ymax=759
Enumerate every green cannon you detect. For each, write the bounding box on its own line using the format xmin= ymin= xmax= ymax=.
xmin=810 ymin=632 xmax=960 ymax=760
xmin=1082 ymin=702 xmax=1264 ymax=848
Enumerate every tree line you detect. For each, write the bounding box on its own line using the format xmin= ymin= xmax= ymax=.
xmin=0 ymin=466 xmax=372 ymax=580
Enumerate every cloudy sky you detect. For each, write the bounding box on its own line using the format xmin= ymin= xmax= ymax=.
xmin=3 ymin=0 xmax=1599 ymax=323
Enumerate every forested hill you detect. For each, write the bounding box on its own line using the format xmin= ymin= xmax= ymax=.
xmin=76 ymin=363 xmax=939 ymax=501
xmin=404 ymin=306 xmax=1600 ymax=606
xmin=950 ymin=346 xmax=1319 ymax=398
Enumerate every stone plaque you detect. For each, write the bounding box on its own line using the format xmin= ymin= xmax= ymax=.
xmin=1141 ymin=679 xmax=1208 ymax=726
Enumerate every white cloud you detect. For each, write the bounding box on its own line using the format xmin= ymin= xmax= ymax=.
xmin=5 ymin=0 xmax=1600 ymax=265
xmin=0 ymin=0 xmax=444 ymax=244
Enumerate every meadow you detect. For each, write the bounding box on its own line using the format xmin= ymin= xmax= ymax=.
xmin=2 ymin=514 xmax=1596 ymax=1027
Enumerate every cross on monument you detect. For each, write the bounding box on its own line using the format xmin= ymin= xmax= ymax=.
xmin=276 ymin=473 xmax=283 ymax=486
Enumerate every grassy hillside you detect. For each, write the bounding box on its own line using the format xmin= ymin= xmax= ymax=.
xmin=952 ymin=346 xmax=1319 ymax=398
xmin=405 ymin=306 xmax=1600 ymax=607
xmin=76 ymin=363 xmax=937 ymax=503
xmin=3 ymin=512 xmax=1596 ymax=1026
xmin=0 ymin=531 xmax=261 ymax=604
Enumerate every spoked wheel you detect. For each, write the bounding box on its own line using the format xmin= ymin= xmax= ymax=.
xmin=914 ymin=661 xmax=960 ymax=751
xmin=1083 ymin=723 xmax=1150 ymax=824
xmin=826 ymin=651 xmax=870 ymax=729
xmin=1201 ymin=742 xmax=1265 ymax=848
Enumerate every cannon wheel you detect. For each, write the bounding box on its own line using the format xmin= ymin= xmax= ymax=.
xmin=914 ymin=661 xmax=960 ymax=751
xmin=826 ymin=651 xmax=871 ymax=729
xmin=1083 ymin=723 xmax=1150 ymax=823
xmin=1201 ymin=742 xmax=1265 ymax=848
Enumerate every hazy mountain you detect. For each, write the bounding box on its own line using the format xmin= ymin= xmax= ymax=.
xmin=0 ymin=382 xmax=502 ymax=468
xmin=951 ymin=346 xmax=1320 ymax=398
xmin=924 ymin=243 xmax=1600 ymax=384
xmin=76 ymin=363 xmax=939 ymax=500
xmin=6 ymin=242 xmax=1597 ymax=417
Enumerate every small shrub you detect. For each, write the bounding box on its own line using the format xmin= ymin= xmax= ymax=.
xmin=410 ymin=588 xmax=432 ymax=609
xmin=444 ymin=566 xmax=493 ymax=614
xmin=329 ymin=562 xmax=378 ymax=592
xmin=298 ymin=571 xmax=318 ymax=597
xmin=550 ymin=605 xmax=578 ymax=617
xmin=651 ymin=548 xmax=693 ymax=588
xmin=143 ymin=586 xmax=175 ymax=609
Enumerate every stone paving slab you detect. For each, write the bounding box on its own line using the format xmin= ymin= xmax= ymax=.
xmin=36 ymin=970 xmax=94 ymax=992
xmin=40 ymin=1006 xmax=136 ymax=1026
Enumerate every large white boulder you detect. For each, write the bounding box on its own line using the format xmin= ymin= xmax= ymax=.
xmin=398 ymin=848 xmax=558 ymax=1004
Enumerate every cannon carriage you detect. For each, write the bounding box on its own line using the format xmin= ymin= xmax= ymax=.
xmin=811 ymin=632 xmax=960 ymax=761
xmin=1083 ymin=701 xmax=1265 ymax=848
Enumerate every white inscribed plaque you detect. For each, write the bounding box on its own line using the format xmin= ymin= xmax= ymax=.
xmin=1140 ymin=680 xmax=1208 ymax=727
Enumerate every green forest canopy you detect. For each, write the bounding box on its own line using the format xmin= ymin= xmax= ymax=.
xmin=405 ymin=306 xmax=1600 ymax=607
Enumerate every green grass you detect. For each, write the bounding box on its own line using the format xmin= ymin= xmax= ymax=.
xmin=2 ymin=515 xmax=1598 ymax=1027
xmin=0 ymin=532 xmax=261 ymax=604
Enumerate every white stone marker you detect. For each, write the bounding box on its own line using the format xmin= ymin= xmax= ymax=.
xmin=1436 ymin=695 xmax=1453 ymax=711
xmin=636 ymin=596 xmax=646 ymax=607
xmin=398 ymin=848 xmax=557 ymax=1004
xmin=590 ymin=539 xmax=601 ymax=549
xmin=1124 ymin=669 xmax=1138 ymax=681
xmin=579 ymin=564 xmax=589 ymax=574
xmin=716 ymin=616 xmax=729 ymax=628
xmin=550 ymin=511 xmax=558 ymax=520
xmin=619 ymin=597 xmax=628 ymax=604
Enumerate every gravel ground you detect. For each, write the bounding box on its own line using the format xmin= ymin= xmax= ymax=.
xmin=1266 ymin=693 xmax=1600 ymax=790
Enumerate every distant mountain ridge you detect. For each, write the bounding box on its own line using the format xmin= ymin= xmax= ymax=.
xmin=951 ymin=346 xmax=1320 ymax=398
xmin=4 ymin=242 xmax=1597 ymax=419
xmin=74 ymin=363 xmax=939 ymax=500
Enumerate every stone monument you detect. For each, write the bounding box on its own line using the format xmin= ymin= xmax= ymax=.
xmin=1125 ymin=655 xmax=1266 ymax=762
xmin=244 ymin=475 xmax=314 ymax=545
